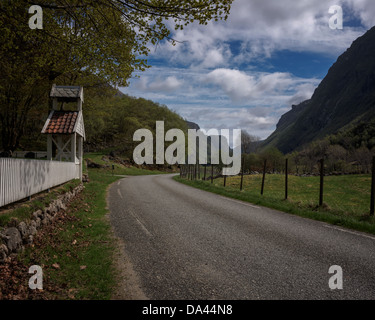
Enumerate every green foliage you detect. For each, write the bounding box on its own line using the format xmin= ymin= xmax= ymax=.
xmin=0 ymin=0 xmax=233 ymax=151
xmin=241 ymin=147 xmax=284 ymax=173
xmin=329 ymin=118 xmax=375 ymax=151
xmin=84 ymin=152 xmax=171 ymax=175
xmin=284 ymin=119 xmax=375 ymax=175
xmin=84 ymin=93 xmax=189 ymax=157
xmin=248 ymin=116 xmax=375 ymax=175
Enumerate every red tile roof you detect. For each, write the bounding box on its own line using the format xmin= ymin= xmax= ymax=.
xmin=44 ymin=111 xmax=78 ymax=134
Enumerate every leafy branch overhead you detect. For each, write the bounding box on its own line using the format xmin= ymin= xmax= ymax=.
xmin=0 ymin=0 xmax=232 ymax=152
xmin=26 ymin=0 xmax=233 ymax=70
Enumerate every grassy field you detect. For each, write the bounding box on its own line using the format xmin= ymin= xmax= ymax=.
xmin=84 ymin=152 xmax=174 ymax=176
xmin=175 ymin=173 xmax=375 ymax=235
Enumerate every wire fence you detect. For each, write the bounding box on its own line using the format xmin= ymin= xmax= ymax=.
xmin=180 ymin=156 xmax=375 ymax=216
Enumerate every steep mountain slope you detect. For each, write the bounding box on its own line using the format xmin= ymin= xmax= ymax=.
xmin=262 ymin=26 xmax=375 ymax=154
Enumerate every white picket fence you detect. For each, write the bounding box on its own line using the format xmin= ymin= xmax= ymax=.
xmin=12 ymin=151 xmax=47 ymax=159
xmin=0 ymin=158 xmax=80 ymax=208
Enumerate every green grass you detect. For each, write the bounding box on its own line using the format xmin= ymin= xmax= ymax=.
xmin=15 ymin=153 xmax=169 ymax=300
xmin=84 ymin=152 xmax=171 ymax=176
xmin=174 ymin=174 xmax=375 ymax=235
xmin=20 ymin=171 xmax=121 ymax=299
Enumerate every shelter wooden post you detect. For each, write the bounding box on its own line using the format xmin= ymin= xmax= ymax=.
xmin=240 ymin=156 xmax=245 ymax=191
xmin=261 ymin=160 xmax=267 ymax=195
xmin=371 ymin=156 xmax=375 ymax=216
xmin=319 ymin=159 xmax=324 ymax=207
xmin=47 ymin=135 xmax=53 ymax=160
xmin=285 ymin=158 xmax=288 ymax=200
xmin=41 ymin=84 xmax=86 ymax=181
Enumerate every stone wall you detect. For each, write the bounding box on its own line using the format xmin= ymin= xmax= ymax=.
xmin=0 ymin=183 xmax=84 ymax=263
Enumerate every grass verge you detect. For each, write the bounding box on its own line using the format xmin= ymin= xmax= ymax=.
xmin=174 ymin=174 xmax=375 ymax=236
xmin=18 ymin=170 xmax=121 ymax=299
xmin=3 ymin=156 xmax=168 ymax=300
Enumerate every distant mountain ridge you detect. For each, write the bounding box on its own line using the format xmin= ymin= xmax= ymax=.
xmin=186 ymin=120 xmax=200 ymax=131
xmin=262 ymin=26 xmax=375 ymax=154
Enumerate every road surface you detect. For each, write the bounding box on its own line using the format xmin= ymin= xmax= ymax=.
xmin=108 ymin=174 xmax=375 ymax=300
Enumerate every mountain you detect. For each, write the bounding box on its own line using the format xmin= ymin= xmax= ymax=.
xmin=185 ymin=120 xmax=234 ymax=163
xmin=262 ymin=26 xmax=375 ymax=154
xmin=186 ymin=120 xmax=200 ymax=131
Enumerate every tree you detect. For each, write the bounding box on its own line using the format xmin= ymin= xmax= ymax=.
xmin=240 ymin=130 xmax=261 ymax=154
xmin=0 ymin=0 xmax=233 ymax=152
xmin=353 ymin=146 xmax=372 ymax=173
xmin=326 ymin=144 xmax=347 ymax=172
xmin=30 ymin=0 xmax=233 ymax=50
xmin=259 ymin=147 xmax=284 ymax=173
xmin=289 ymin=151 xmax=301 ymax=174
xmin=1 ymin=1 xmax=138 ymax=152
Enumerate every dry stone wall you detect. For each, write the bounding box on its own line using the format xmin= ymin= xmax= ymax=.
xmin=0 ymin=184 xmax=84 ymax=263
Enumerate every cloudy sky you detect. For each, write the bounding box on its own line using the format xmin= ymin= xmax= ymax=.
xmin=120 ymin=0 xmax=375 ymax=140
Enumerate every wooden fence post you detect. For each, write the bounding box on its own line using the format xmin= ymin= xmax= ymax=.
xmin=285 ymin=158 xmax=288 ymax=200
xmin=319 ymin=158 xmax=324 ymax=207
xmin=240 ymin=156 xmax=245 ymax=191
xmin=204 ymin=165 xmax=207 ymax=181
xmin=211 ymin=164 xmax=214 ymax=184
xmin=371 ymin=156 xmax=375 ymax=216
xmin=224 ymin=174 xmax=227 ymax=187
xmin=261 ymin=159 xmax=267 ymax=195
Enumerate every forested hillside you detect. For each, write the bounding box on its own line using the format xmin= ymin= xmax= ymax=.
xmin=84 ymin=92 xmax=188 ymax=158
xmin=12 ymin=86 xmax=188 ymax=160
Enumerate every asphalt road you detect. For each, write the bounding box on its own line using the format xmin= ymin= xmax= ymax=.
xmin=108 ymin=174 xmax=375 ymax=300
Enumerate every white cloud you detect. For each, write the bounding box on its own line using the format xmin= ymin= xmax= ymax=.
xmin=150 ymin=0 xmax=372 ymax=68
xmin=204 ymin=68 xmax=257 ymax=102
xmin=121 ymin=0 xmax=375 ymax=140
xmin=204 ymin=68 xmax=318 ymax=104
xmin=134 ymin=75 xmax=183 ymax=93
xmin=344 ymin=0 xmax=375 ymax=27
xmin=200 ymin=48 xmax=229 ymax=68
xmin=121 ymin=66 xmax=320 ymax=139
xmin=179 ymin=106 xmax=280 ymax=139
